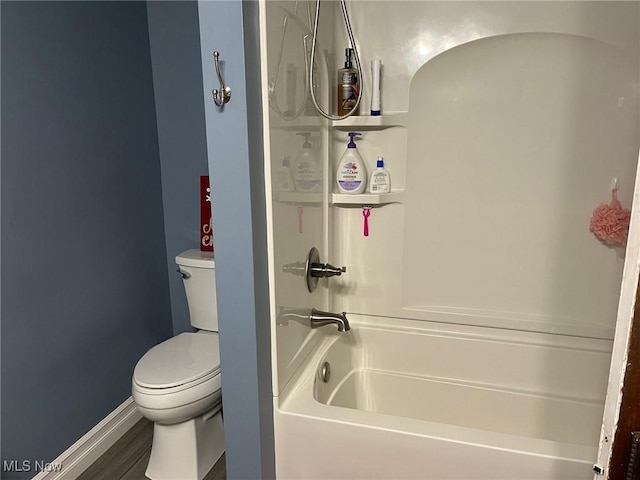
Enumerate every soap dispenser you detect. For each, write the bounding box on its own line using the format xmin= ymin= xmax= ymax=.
xmin=336 ymin=132 xmax=366 ymax=194
xmin=293 ymin=133 xmax=321 ymax=193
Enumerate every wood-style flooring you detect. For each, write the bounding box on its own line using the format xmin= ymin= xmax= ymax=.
xmin=77 ymin=418 xmax=226 ymax=480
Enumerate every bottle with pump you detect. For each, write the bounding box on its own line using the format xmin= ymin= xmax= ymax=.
xmin=369 ymin=156 xmax=391 ymax=193
xmin=275 ymin=156 xmax=294 ymax=192
xmin=293 ymin=133 xmax=321 ymax=193
xmin=336 ymin=132 xmax=367 ymax=194
xmin=337 ymin=48 xmax=360 ymax=116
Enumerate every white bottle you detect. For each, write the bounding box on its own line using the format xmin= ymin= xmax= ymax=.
xmin=293 ymin=133 xmax=321 ymax=193
xmin=336 ymin=132 xmax=367 ymax=194
xmin=275 ymin=156 xmax=294 ymax=192
xmin=369 ymin=156 xmax=391 ymax=193
xmin=371 ymin=60 xmax=382 ymax=116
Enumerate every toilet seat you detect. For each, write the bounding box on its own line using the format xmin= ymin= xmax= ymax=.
xmin=134 ymin=332 xmax=221 ymax=389
xmin=132 ymin=332 xmax=222 ymax=424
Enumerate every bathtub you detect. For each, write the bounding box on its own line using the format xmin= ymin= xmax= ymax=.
xmin=274 ymin=315 xmax=612 ymax=479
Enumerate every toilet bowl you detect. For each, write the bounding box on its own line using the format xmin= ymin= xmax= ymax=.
xmin=132 ymin=332 xmax=222 ymax=424
xmin=131 ymin=250 xmax=224 ymax=480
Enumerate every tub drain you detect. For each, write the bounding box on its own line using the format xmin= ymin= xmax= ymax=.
xmin=320 ymin=361 xmax=331 ymax=383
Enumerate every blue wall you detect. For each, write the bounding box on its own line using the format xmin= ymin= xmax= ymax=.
xmin=198 ymin=2 xmax=275 ymax=478
xmin=1 ymin=2 xmax=173 ymax=477
xmin=146 ymin=1 xmax=209 ymax=335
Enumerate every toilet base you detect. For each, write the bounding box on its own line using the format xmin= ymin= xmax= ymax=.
xmin=145 ymin=407 xmax=225 ymax=480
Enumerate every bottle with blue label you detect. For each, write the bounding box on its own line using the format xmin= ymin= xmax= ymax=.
xmin=293 ymin=133 xmax=321 ymax=193
xmin=369 ymin=156 xmax=391 ymax=193
xmin=336 ymin=132 xmax=366 ymax=194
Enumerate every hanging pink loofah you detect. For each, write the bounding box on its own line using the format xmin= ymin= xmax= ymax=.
xmin=590 ymin=185 xmax=631 ymax=246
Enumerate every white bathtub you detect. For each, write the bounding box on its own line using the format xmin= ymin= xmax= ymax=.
xmin=274 ymin=315 xmax=612 ymax=479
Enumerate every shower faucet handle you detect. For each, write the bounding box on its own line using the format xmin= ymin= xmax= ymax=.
xmin=305 ymin=247 xmax=346 ymax=293
xmin=310 ymin=262 xmax=346 ymax=278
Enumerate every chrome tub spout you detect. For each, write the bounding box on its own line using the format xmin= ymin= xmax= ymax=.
xmin=310 ymin=309 xmax=351 ymax=332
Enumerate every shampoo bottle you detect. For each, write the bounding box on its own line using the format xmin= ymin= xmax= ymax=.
xmin=337 ymin=48 xmax=360 ymax=116
xmin=275 ymin=156 xmax=294 ymax=192
xmin=336 ymin=132 xmax=367 ymax=194
xmin=371 ymin=60 xmax=382 ymax=116
xmin=369 ymin=156 xmax=391 ymax=193
xmin=293 ymin=133 xmax=321 ymax=193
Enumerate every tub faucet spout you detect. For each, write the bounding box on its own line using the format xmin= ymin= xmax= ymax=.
xmin=310 ymin=309 xmax=350 ymax=332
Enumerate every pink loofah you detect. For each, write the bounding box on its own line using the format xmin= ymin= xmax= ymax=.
xmin=590 ymin=188 xmax=631 ymax=246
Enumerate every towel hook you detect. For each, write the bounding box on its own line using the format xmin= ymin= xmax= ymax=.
xmin=212 ymin=51 xmax=231 ymax=107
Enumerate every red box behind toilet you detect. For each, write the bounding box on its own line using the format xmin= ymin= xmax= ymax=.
xmin=200 ymin=176 xmax=213 ymax=252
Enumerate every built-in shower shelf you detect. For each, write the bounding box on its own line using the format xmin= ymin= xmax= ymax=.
xmin=276 ymin=191 xmax=322 ymax=205
xmin=331 ymin=191 xmax=405 ymax=207
xmin=332 ymin=112 xmax=409 ymax=130
xmin=270 ymin=112 xmax=408 ymax=131
xmin=271 ymin=115 xmax=326 ymax=131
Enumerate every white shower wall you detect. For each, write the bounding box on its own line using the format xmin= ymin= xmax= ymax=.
xmin=264 ymin=0 xmax=640 ymax=396
xmin=328 ymin=1 xmax=640 ymax=340
xmin=264 ymin=0 xmax=336 ymax=395
xmin=332 ymin=1 xmax=640 ymax=112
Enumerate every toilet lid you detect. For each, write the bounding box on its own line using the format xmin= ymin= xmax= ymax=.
xmin=133 ymin=332 xmax=221 ymax=389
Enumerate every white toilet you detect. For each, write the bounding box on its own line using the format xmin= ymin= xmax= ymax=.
xmin=132 ymin=249 xmax=224 ymax=480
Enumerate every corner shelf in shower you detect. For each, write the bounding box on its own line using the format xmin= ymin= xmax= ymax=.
xmin=270 ymin=115 xmax=326 ymax=131
xmin=331 ymin=112 xmax=409 ymax=130
xmin=331 ymin=190 xmax=405 ymax=207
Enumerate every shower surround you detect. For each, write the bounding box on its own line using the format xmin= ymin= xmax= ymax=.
xmin=260 ymin=1 xmax=640 ymax=478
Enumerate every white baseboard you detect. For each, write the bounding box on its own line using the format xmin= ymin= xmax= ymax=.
xmin=32 ymin=397 xmax=143 ymax=480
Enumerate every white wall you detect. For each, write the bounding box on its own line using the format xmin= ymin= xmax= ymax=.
xmin=334 ymin=1 xmax=639 ymax=113
xmin=329 ymin=1 xmax=639 ymax=340
xmin=264 ymin=0 xmax=640 ymax=398
xmin=264 ymin=1 xmax=337 ymax=395
xmin=267 ymin=4 xmax=639 ymax=472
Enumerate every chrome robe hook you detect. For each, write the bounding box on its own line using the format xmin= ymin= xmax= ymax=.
xmin=212 ymin=51 xmax=231 ymax=107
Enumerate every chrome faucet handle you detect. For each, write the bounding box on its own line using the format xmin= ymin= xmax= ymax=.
xmin=305 ymin=247 xmax=346 ymax=292
xmin=310 ymin=262 xmax=346 ymax=279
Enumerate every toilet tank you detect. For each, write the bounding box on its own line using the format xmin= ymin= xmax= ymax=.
xmin=175 ymin=249 xmax=218 ymax=331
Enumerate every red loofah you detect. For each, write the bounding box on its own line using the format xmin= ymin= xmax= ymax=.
xmin=590 ymin=188 xmax=631 ymax=246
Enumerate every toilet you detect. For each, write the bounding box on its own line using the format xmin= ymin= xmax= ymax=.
xmin=132 ymin=249 xmax=224 ymax=480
